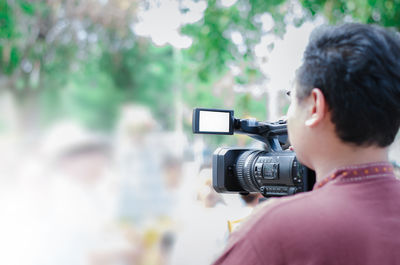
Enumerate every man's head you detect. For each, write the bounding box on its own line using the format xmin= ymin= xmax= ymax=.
xmin=287 ymin=23 xmax=400 ymax=169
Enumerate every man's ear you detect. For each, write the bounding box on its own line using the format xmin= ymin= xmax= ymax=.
xmin=305 ymin=88 xmax=327 ymax=127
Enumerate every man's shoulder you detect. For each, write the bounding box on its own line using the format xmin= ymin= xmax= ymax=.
xmin=256 ymin=190 xmax=321 ymax=219
xmin=231 ymin=191 xmax=320 ymax=239
xmin=217 ymin=192 xmax=320 ymax=264
xmin=237 ymin=174 xmax=400 ymax=241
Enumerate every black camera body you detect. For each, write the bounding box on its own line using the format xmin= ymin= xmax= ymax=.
xmin=192 ymin=108 xmax=315 ymax=198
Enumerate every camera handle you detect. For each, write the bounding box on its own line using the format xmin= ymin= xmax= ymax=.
xmin=233 ymin=118 xmax=288 ymax=152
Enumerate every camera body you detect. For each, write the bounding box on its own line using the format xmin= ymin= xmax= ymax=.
xmin=192 ymin=108 xmax=315 ymax=198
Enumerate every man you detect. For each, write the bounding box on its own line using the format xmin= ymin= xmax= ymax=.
xmin=213 ymin=23 xmax=400 ymax=265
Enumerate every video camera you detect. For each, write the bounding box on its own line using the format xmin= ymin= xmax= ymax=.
xmin=192 ymin=108 xmax=315 ymax=198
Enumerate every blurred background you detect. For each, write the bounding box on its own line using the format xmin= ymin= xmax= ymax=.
xmin=1 ymin=0 xmax=399 ymax=264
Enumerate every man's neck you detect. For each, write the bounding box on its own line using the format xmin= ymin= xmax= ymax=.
xmin=313 ymin=145 xmax=389 ymax=182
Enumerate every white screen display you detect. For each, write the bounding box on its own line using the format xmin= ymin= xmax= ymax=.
xmin=199 ymin=111 xmax=230 ymax=133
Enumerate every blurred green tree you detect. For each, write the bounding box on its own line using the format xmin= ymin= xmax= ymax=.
xmin=300 ymin=0 xmax=400 ymax=28
xmin=2 ymin=0 xmax=400 ymax=135
xmin=0 ymin=0 xmax=138 ymax=131
xmin=181 ymin=0 xmax=287 ymax=120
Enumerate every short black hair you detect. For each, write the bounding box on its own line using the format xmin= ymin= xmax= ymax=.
xmin=296 ymin=23 xmax=400 ymax=147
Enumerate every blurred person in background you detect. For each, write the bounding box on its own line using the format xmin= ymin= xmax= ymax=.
xmin=114 ymin=104 xmax=192 ymax=265
xmin=114 ymin=104 xmax=185 ymax=225
xmin=36 ymin=122 xmax=139 ymax=265
xmin=168 ymin=167 xmax=258 ymax=265
xmin=168 ymin=168 xmax=229 ymax=265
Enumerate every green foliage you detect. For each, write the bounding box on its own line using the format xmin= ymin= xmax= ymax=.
xmin=61 ymin=62 xmax=122 ymax=130
xmin=181 ymin=0 xmax=235 ymax=82
xmin=182 ymin=0 xmax=288 ymax=82
xmin=300 ymin=0 xmax=400 ymax=29
xmin=3 ymin=0 xmax=400 ymax=135
xmin=0 ymin=0 xmax=14 ymax=38
xmin=99 ymin=41 xmax=176 ymax=129
xmin=0 ymin=45 xmax=20 ymax=75
xmin=41 ymin=44 xmax=78 ymax=86
xmin=19 ymin=0 xmax=35 ymax=16
xmin=249 ymin=0 xmax=287 ymax=33
xmin=180 ymin=0 xmax=289 ymax=143
xmin=234 ymin=93 xmax=267 ymax=120
xmin=182 ymin=77 xmax=224 ymax=109
xmin=0 ymin=0 xmax=53 ymax=76
xmin=0 ymin=1 xmax=19 ymax=75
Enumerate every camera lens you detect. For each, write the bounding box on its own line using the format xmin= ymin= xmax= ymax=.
xmin=236 ymin=150 xmax=301 ymax=193
xmin=236 ymin=150 xmax=265 ymax=192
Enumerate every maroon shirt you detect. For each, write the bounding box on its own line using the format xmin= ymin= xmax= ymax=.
xmin=212 ymin=162 xmax=400 ymax=265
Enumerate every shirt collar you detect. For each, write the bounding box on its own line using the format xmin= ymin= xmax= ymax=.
xmin=313 ymin=161 xmax=395 ymax=190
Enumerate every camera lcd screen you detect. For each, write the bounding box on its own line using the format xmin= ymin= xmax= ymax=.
xmin=199 ymin=110 xmax=230 ymax=133
xmin=192 ymin=108 xmax=234 ymax=135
